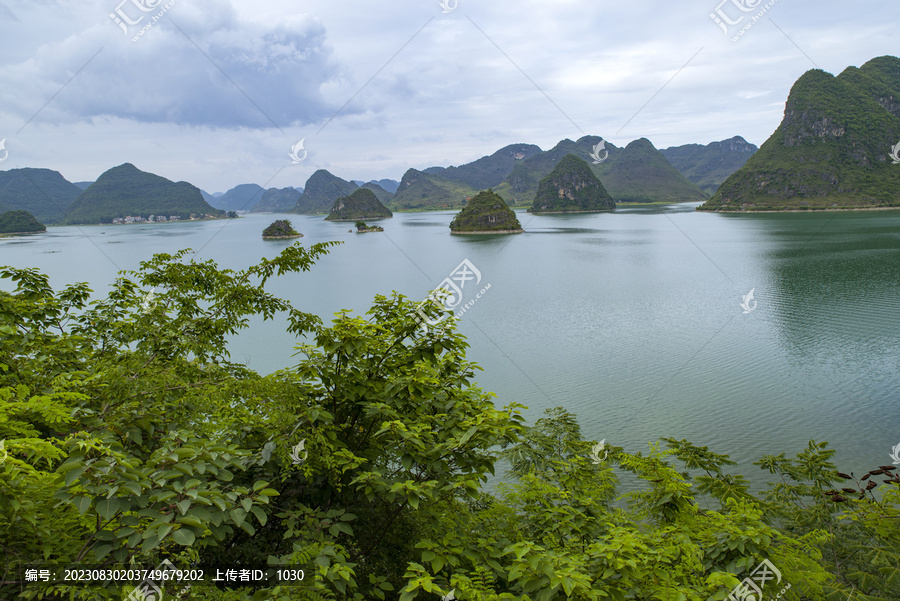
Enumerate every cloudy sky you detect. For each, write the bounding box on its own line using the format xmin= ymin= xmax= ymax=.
xmin=0 ymin=0 xmax=896 ymax=192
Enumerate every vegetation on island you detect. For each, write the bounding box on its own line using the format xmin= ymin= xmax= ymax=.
xmin=450 ymin=189 xmax=523 ymax=233
xmin=529 ymin=154 xmax=615 ymax=213
xmin=326 ymin=188 xmax=393 ymax=222
xmin=700 ymin=55 xmax=900 ymax=211
xmin=0 ymin=210 xmax=46 ymax=234
xmin=354 ymin=220 xmax=383 ymax=232
xmin=62 ymin=163 xmax=223 ymax=225
xmin=261 ymin=219 xmax=302 ymax=239
xmin=1 ymin=246 xmax=898 ymax=600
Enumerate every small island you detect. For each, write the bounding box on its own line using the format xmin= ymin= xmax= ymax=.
xmin=262 ymin=219 xmax=303 ymax=239
xmin=355 ymin=220 xmax=384 ymax=233
xmin=0 ymin=210 xmax=46 ymax=236
xmin=450 ymin=189 xmax=523 ymax=234
xmin=325 ymin=188 xmax=393 ymax=221
xmin=529 ymin=154 xmax=615 ymax=213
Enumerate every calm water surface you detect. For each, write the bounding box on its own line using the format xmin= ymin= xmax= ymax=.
xmin=2 ymin=204 xmax=899 ymax=489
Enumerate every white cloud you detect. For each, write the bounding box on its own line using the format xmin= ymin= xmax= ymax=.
xmin=0 ymin=0 xmax=896 ymax=189
xmin=0 ymin=0 xmax=345 ymax=128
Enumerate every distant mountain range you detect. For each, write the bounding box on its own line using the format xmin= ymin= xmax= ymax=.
xmin=0 ymin=134 xmax=757 ymax=224
xmin=701 ymin=55 xmax=900 ymax=211
xmin=208 ymin=184 xmax=265 ymax=211
xmin=6 ymin=52 xmax=898 ymax=221
xmin=253 ymin=187 xmax=301 ymax=212
xmin=660 ymin=136 xmax=757 ymax=195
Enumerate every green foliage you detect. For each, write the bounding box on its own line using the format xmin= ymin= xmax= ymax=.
xmin=0 ymin=210 xmax=45 ymax=234
xmin=1 ymin=245 xmax=899 ymax=601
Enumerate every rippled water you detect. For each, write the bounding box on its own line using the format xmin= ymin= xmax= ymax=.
xmin=3 ymin=204 xmax=899 ymax=488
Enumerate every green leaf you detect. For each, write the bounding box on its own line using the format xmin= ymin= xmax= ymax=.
xmin=172 ymin=528 xmax=196 ymax=546
xmin=250 ymin=505 xmax=267 ymax=527
xmin=94 ymin=543 xmax=113 ymax=561
xmin=74 ymin=496 xmax=92 ymax=515
xmin=96 ymin=498 xmax=124 ymax=521
xmin=239 ymin=521 xmax=256 ymax=536
xmin=64 ymin=467 xmax=84 ymax=487
xmin=176 ymin=515 xmax=205 ymax=528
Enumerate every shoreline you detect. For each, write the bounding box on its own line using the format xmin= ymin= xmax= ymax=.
xmin=697 ymin=205 xmax=900 ymax=214
xmin=450 ymin=229 xmax=524 ymax=235
xmin=53 ymin=216 xmax=229 ymax=227
xmin=326 ymin=217 xmax=392 ymax=222
xmin=0 ymin=230 xmax=45 ymax=237
xmin=528 ymin=209 xmax=615 ymax=214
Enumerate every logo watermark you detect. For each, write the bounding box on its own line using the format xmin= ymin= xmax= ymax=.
xmin=290 ymin=440 xmax=308 ymax=465
xmin=0 ymin=138 xmax=8 ymax=164
xmin=589 ymin=439 xmax=608 ymax=464
xmin=289 ymin=138 xmax=308 ymax=164
xmin=0 ymin=440 xmax=7 ymax=465
xmin=890 ymin=442 xmax=900 ymax=465
xmin=889 ymin=141 xmax=900 ymax=165
xmin=439 ymin=0 xmax=458 ymax=13
xmin=139 ymin=288 xmax=157 ymax=314
xmin=415 ymin=259 xmax=491 ymax=332
xmin=126 ymin=559 xmax=191 ymax=601
xmin=727 ymin=559 xmax=790 ymax=601
xmin=441 ymin=589 xmax=456 ymax=601
xmin=710 ymin=0 xmax=780 ymax=42
xmin=589 ymin=140 xmax=609 ymax=164
xmin=740 ymin=288 xmax=757 ymax=314
xmin=110 ymin=0 xmax=180 ymax=42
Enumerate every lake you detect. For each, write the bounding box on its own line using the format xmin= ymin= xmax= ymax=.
xmin=2 ymin=204 xmax=899 ymax=489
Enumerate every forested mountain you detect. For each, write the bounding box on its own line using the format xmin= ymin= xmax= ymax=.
xmin=62 ymin=163 xmax=222 ymax=224
xmin=0 ymin=168 xmax=83 ymax=224
xmin=701 ymin=56 xmax=900 ymax=211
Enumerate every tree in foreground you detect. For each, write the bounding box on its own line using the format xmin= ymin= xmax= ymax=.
xmin=0 ymin=244 xmax=898 ymax=601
